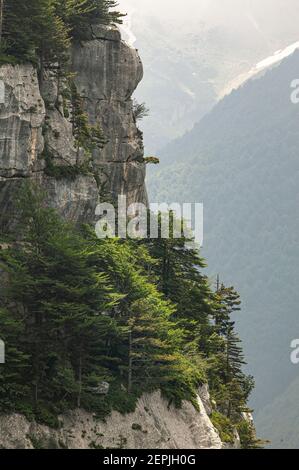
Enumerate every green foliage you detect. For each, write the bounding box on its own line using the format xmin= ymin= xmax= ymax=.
xmin=133 ymin=100 xmax=149 ymax=121
xmin=211 ymin=411 xmax=235 ymax=444
xmin=44 ymin=81 xmax=107 ymax=181
xmin=0 ymin=184 xmax=255 ymax=436
xmin=131 ymin=423 xmax=142 ymax=431
xmin=44 ymin=149 xmax=92 ymax=181
xmin=0 ymin=184 xmax=120 ymax=419
xmin=68 ymin=81 xmax=107 ymax=154
xmin=1 ymin=0 xmax=70 ymax=68
xmin=237 ymin=420 xmax=265 ymax=449
xmin=83 ymin=233 xmax=205 ymax=403
xmin=208 ymin=284 xmax=254 ymax=419
xmin=56 ymin=1 xmax=125 ymax=40
xmin=143 ymin=157 xmax=160 ymax=165
xmin=27 ymin=433 xmax=45 ymax=449
xmin=148 ymin=53 xmax=299 ymax=433
xmin=140 ymin=215 xmax=215 ymax=355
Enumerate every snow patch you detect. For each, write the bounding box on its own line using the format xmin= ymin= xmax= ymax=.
xmin=256 ymin=41 xmax=299 ymax=70
xmin=220 ymin=40 xmax=299 ymax=98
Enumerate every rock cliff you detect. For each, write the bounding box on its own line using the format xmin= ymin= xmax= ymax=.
xmin=0 ymin=25 xmax=147 ymax=230
xmin=0 ymin=387 xmax=233 ymax=449
xmin=0 ymin=25 xmax=246 ymax=450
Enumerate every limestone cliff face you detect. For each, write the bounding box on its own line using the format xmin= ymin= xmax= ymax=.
xmin=0 ymin=387 xmax=232 ymax=450
xmin=0 ymin=25 xmax=147 ymax=229
xmin=72 ymin=25 xmax=147 ymax=206
xmin=0 ymin=26 xmax=244 ymax=451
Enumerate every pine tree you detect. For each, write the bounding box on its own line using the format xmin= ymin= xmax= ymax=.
xmin=83 ymin=233 xmax=204 ymax=404
xmin=2 ymin=184 xmax=120 ymax=411
xmin=0 ymin=307 xmax=30 ymax=412
xmin=0 ymin=1 xmax=125 ymax=64
xmin=1 ymin=0 xmax=70 ymax=67
xmin=141 ymin=214 xmax=215 ymax=354
xmin=208 ymin=283 xmax=254 ymax=418
xmin=214 ymin=283 xmax=241 ymax=335
xmin=55 ymin=0 xmax=124 ymax=40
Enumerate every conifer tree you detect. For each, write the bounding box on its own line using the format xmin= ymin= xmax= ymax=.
xmin=55 ymin=0 xmax=124 ymax=40
xmin=0 ymin=1 xmax=124 ymax=65
xmin=1 ymin=0 xmax=70 ymax=67
xmin=214 ymin=283 xmax=241 ymax=335
xmin=0 ymin=308 xmax=30 ymax=411
xmin=84 ymin=234 xmax=204 ymax=403
xmin=141 ymin=214 xmax=214 ymax=353
xmin=2 ymin=184 xmax=120 ymax=409
xmin=208 ymin=283 xmax=254 ymax=418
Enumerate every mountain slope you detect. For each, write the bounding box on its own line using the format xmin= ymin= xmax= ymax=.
xmin=255 ymin=376 xmax=299 ymax=449
xmin=148 ymin=51 xmax=299 ymax=445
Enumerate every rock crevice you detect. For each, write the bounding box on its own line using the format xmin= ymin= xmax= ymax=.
xmin=0 ymin=25 xmax=147 ymax=229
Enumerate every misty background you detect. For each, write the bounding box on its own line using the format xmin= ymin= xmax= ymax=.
xmin=118 ymin=0 xmax=299 ymax=448
xmin=119 ymin=0 xmax=299 ymax=151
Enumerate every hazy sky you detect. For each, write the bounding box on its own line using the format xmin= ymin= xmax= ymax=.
xmin=117 ymin=0 xmax=299 ymax=151
xmin=118 ymin=0 xmax=299 ymax=38
xmin=118 ymin=0 xmax=250 ymax=24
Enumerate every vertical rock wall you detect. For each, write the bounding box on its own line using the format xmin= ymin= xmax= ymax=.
xmin=0 ymin=25 xmax=147 ymax=229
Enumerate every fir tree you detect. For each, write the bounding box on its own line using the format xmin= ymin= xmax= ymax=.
xmin=84 ymin=233 xmax=204 ymax=404
xmin=0 ymin=308 xmax=30 ymax=412
xmin=1 ymin=0 xmax=70 ymax=67
xmin=2 ymin=184 xmax=120 ymax=410
xmin=0 ymin=0 xmax=124 ymax=64
xmin=141 ymin=214 xmax=215 ymax=354
xmin=208 ymin=283 xmax=254 ymax=418
xmin=55 ymin=0 xmax=124 ymax=40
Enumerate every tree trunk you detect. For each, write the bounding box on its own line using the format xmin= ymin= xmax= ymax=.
xmin=128 ymin=329 xmax=133 ymax=394
xmin=77 ymin=352 xmax=82 ymax=408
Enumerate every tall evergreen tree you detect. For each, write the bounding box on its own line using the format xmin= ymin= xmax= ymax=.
xmin=1 ymin=0 xmax=70 ymax=67
xmin=208 ymin=283 xmax=254 ymax=418
xmin=0 ymin=307 xmax=30 ymax=412
xmin=54 ymin=0 xmax=124 ymax=40
xmin=141 ymin=214 xmax=215 ymax=354
xmin=0 ymin=1 xmax=124 ymax=64
xmin=84 ymin=233 xmax=204 ymax=404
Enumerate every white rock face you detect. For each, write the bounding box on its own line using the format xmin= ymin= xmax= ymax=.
xmin=0 ymin=389 xmax=224 ymax=449
xmin=0 ymin=64 xmax=45 ymax=178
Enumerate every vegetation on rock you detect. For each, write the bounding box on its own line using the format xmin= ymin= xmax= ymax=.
xmin=0 ymin=184 xmax=259 ymax=448
xmin=0 ymin=0 xmax=124 ymax=67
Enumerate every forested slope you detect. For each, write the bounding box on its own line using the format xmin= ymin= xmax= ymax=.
xmin=148 ymin=50 xmax=299 ymax=433
xmin=0 ymin=0 xmax=258 ymax=449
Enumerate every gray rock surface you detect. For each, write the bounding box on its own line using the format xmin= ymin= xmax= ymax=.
xmin=0 ymin=64 xmax=45 ymax=178
xmin=0 ymin=25 xmax=147 ymax=230
xmin=0 ymin=389 xmax=224 ymax=449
